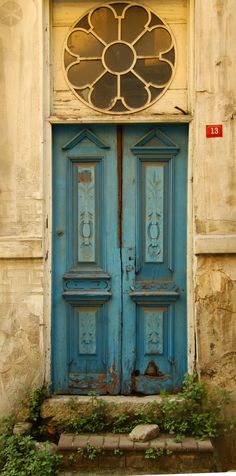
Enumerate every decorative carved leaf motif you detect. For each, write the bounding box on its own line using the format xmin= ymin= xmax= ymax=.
xmin=145 ymin=166 xmax=164 ymax=262
xmin=78 ymin=166 xmax=95 ymax=262
xmin=145 ymin=310 xmax=163 ymax=354
xmin=79 ymin=311 xmax=96 ymax=354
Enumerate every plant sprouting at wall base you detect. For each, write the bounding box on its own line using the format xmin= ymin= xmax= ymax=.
xmin=77 ymin=445 xmax=102 ymax=461
xmin=63 ymin=374 xmax=232 ymax=440
xmin=145 ymin=448 xmax=173 ymax=459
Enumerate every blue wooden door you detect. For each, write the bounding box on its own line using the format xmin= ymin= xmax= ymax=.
xmin=52 ymin=124 xmax=187 ymax=394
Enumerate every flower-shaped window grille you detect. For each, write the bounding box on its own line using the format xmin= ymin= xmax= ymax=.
xmin=63 ymin=2 xmax=176 ymax=114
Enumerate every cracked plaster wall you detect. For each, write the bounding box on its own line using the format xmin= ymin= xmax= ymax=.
xmin=193 ymin=0 xmax=236 ymax=401
xmin=195 ymin=257 xmax=236 ymax=393
xmin=0 ymin=260 xmax=44 ymax=414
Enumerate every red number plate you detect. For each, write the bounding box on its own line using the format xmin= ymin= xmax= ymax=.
xmin=206 ymin=125 xmax=223 ymax=138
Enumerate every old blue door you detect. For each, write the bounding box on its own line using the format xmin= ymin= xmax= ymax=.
xmin=52 ymin=124 xmax=188 ymax=394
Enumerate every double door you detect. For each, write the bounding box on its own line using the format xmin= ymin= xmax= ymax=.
xmin=52 ymin=124 xmax=187 ymax=394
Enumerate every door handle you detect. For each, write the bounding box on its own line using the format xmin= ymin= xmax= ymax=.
xmin=123 ymin=248 xmax=135 ymax=279
xmin=125 ymin=263 xmax=134 ymax=280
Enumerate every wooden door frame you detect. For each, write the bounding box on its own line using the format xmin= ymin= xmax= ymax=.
xmin=42 ymin=0 xmax=196 ymax=388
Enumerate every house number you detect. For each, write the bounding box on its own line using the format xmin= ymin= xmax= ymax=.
xmin=206 ymin=125 xmax=223 ymax=138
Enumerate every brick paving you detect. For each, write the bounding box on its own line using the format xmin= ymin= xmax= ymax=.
xmin=58 ymin=433 xmax=215 ymax=473
xmin=58 ymin=432 xmax=213 ymax=453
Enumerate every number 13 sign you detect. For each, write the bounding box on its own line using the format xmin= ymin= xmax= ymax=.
xmin=206 ymin=125 xmax=223 ymax=138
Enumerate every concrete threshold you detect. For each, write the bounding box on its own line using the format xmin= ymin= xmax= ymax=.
xmin=41 ymin=395 xmax=183 ymax=422
xmin=45 ymin=395 xmax=166 ymax=404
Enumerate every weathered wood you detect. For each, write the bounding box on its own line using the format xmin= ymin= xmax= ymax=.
xmin=52 ymin=89 xmax=188 ymax=117
xmin=49 ymin=114 xmax=192 ymax=124
xmin=51 ymin=0 xmax=188 ymax=117
xmin=52 ymin=0 xmax=187 ymax=26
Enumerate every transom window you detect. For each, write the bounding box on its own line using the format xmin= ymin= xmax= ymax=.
xmin=63 ymin=2 xmax=176 ymax=114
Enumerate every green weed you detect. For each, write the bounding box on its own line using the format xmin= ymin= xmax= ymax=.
xmin=68 ymin=396 xmax=109 ymax=433
xmin=0 ymin=435 xmax=62 ymax=476
xmin=113 ymin=449 xmax=124 ymax=456
xmin=68 ymin=452 xmax=77 ymax=463
xmin=28 ymin=385 xmax=49 ymax=423
xmin=63 ymin=374 xmax=232 ymax=440
xmin=112 ymin=413 xmax=134 ymax=434
xmin=77 ymin=445 xmax=102 ymax=460
xmin=144 ymin=448 xmax=173 ymax=459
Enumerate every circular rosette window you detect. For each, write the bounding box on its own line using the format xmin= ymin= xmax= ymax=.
xmin=63 ymin=2 xmax=176 ymax=114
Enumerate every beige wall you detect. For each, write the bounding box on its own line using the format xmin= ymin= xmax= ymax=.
xmin=0 ymin=0 xmax=44 ymax=414
xmin=194 ymin=0 xmax=236 ymax=234
xmin=0 ymin=0 xmax=235 ymax=415
xmin=0 ymin=260 xmax=44 ymax=413
xmin=193 ymin=0 xmax=236 ymax=394
xmin=195 ymin=256 xmax=236 ymax=393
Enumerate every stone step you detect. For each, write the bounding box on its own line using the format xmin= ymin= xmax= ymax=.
xmin=41 ymin=395 xmax=181 ymax=426
xmin=58 ymin=433 xmax=216 ymax=474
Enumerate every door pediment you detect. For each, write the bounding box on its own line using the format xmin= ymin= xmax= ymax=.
xmin=62 ymin=128 xmax=110 ymax=151
xmin=131 ymin=128 xmax=180 ymax=155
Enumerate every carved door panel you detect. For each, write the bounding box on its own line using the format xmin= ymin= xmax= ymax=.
xmin=53 ymin=125 xmax=121 ymax=394
xmin=52 ymin=124 xmax=187 ymax=394
xmin=121 ymin=124 xmax=187 ymax=393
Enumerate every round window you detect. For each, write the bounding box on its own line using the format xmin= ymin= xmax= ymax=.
xmin=63 ymin=2 xmax=176 ymax=114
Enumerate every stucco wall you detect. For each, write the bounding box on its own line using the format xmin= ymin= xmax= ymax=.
xmin=195 ymin=256 xmax=236 ymax=393
xmin=0 ymin=0 xmax=235 ymax=416
xmin=0 ymin=260 xmax=44 ymax=413
xmin=0 ymin=0 xmax=44 ymax=415
xmin=193 ymin=0 xmax=236 ymax=395
xmin=194 ymin=0 xmax=236 ymax=234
